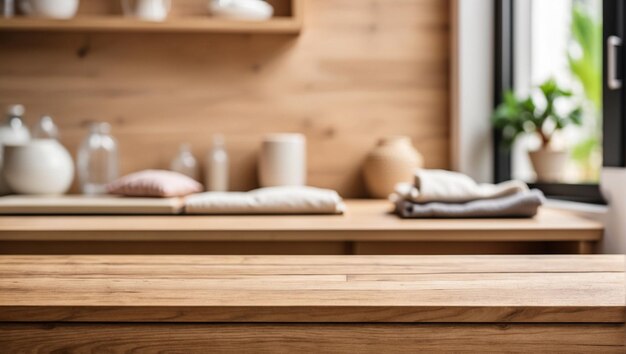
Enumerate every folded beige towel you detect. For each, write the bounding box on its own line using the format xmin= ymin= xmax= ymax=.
xmin=393 ymin=169 xmax=528 ymax=203
xmin=185 ymin=186 xmax=345 ymax=214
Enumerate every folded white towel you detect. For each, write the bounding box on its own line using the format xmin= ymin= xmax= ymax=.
xmin=393 ymin=169 xmax=528 ymax=203
xmin=184 ymin=186 xmax=345 ymax=214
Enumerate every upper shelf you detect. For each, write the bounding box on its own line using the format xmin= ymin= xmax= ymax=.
xmin=0 ymin=16 xmax=302 ymax=34
xmin=0 ymin=0 xmax=303 ymax=34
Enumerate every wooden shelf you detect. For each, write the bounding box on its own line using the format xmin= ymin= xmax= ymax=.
xmin=0 ymin=200 xmax=603 ymax=255
xmin=0 ymin=0 xmax=303 ymax=33
xmin=0 ymin=200 xmax=603 ymax=242
xmin=0 ymin=16 xmax=302 ymax=33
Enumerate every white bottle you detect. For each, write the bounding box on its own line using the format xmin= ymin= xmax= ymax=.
xmin=0 ymin=105 xmax=31 ymax=195
xmin=171 ymin=143 xmax=199 ymax=181
xmin=205 ymin=135 xmax=229 ymax=192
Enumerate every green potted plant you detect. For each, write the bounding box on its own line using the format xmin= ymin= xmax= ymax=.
xmin=492 ymin=79 xmax=583 ymax=182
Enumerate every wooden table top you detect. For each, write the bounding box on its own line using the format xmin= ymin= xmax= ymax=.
xmin=0 ymin=200 xmax=604 ymax=242
xmin=0 ymin=255 xmax=623 ymax=323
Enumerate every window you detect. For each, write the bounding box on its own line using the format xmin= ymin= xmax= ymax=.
xmin=494 ymin=0 xmax=625 ymax=204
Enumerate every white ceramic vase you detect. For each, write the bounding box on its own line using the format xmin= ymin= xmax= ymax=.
xmin=3 ymin=140 xmax=74 ymax=195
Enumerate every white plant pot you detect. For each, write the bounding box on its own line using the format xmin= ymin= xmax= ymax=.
xmin=528 ymin=147 xmax=568 ymax=183
xmin=3 ymin=140 xmax=75 ymax=195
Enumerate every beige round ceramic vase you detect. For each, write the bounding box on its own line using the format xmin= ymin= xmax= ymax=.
xmin=528 ymin=146 xmax=568 ymax=182
xmin=363 ymin=136 xmax=424 ymax=198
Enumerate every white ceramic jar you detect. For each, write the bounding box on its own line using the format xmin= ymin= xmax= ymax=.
xmin=3 ymin=139 xmax=74 ymax=195
xmin=122 ymin=0 xmax=171 ymax=22
xmin=259 ymin=133 xmax=306 ymax=187
xmin=19 ymin=0 xmax=79 ymax=19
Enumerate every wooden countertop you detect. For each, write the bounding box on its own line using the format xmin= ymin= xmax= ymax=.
xmin=0 ymin=255 xmax=623 ymax=323
xmin=0 ymin=200 xmax=604 ymax=242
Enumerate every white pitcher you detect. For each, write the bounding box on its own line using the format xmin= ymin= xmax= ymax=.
xmin=122 ymin=0 xmax=171 ymax=22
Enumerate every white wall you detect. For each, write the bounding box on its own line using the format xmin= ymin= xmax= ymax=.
xmin=450 ymin=0 xmax=494 ymax=183
xmin=600 ymin=168 xmax=626 ymax=253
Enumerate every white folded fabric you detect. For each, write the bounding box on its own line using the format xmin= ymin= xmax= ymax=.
xmin=393 ymin=169 xmax=528 ymax=203
xmin=184 ymin=186 xmax=345 ymax=214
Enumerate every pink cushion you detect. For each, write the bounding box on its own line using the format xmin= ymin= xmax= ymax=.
xmin=107 ymin=170 xmax=203 ymax=197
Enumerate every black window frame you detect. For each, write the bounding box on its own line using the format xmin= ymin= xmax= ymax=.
xmin=603 ymin=0 xmax=626 ymax=167
xmin=493 ymin=0 xmax=625 ymax=205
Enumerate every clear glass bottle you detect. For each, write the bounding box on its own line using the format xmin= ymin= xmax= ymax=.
xmin=1 ymin=0 xmax=15 ymax=18
xmin=205 ymin=135 xmax=229 ymax=192
xmin=0 ymin=104 xmax=30 ymax=195
xmin=32 ymin=115 xmax=59 ymax=139
xmin=77 ymin=122 xmax=119 ymax=195
xmin=170 ymin=143 xmax=199 ymax=181
xmin=0 ymin=104 xmax=30 ymax=144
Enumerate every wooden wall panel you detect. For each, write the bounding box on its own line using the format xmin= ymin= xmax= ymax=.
xmin=0 ymin=0 xmax=450 ymax=197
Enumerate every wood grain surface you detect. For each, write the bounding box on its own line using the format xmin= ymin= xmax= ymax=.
xmin=0 ymin=201 xmax=604 ymax=242
xmin=0 ymin=0 xmax=451 ymax=197
xmin=1 ymin=323 xmax=624 ymax=353
xmin=0 ymin=255 xmax=623 ymax=323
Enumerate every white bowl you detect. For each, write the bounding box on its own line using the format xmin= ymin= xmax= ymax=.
xmin=209 ymin=0 xmax=274 ymax=21
xmin=20 ymin=0 xmax=80 ymax=19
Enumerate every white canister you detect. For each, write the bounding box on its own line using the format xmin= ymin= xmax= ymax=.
xmin=259 ymin=133 xmax=306 ymax=187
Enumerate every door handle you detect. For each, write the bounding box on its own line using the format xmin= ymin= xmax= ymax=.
xmin=607 ymin=35 xmax=622 ymax=90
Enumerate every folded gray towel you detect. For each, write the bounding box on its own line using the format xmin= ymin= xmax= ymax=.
xmin=395 ymin=189 xmax=545 ymax=218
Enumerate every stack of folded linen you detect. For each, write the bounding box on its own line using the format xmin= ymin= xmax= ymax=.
xmin=185 ymin=186 xmax=345 ymax=215
xmin=391 ymin=169 xmax=544 ymax=218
